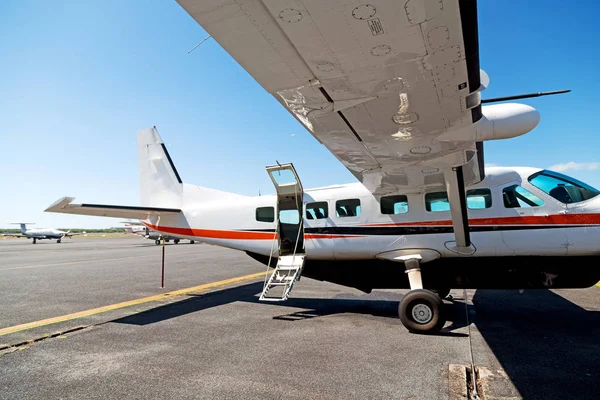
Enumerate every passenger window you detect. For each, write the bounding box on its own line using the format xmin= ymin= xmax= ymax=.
xmin=306 ymin=201 xmax=328 ymax=220
xmin=279 ymin=209 xmax=300 ymax=224
xmin=336 ymin=199 xmax=361 ymax=217
xmin=425 ymin=192 xmax=450 ymax=212
xmin=466 ymin=189 xmax=492 ymax=209
xmin=256 ymin=206 xmax=274 ymax=222
xmin=502 ymin=185 xmax=544 ymax=208
xmin=380 ymin=195 xmax=408 ymax=214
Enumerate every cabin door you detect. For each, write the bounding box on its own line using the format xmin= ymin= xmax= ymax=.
xmin=266 ymin=163 xmax=305 ymax=256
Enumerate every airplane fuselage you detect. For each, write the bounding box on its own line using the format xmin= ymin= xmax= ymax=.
xmin=144 ymin=166 xmax=600 ymax=292
xmin=22 ymin=228 xmax=67 ymax=240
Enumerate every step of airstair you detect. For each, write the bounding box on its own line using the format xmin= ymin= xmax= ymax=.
xmin=259 ymin=254 xmax=305 ymax=302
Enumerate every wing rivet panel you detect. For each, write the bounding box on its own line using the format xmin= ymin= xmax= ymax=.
xmin=279 ymin=8 xmax=303 ymax=23
xmin=352 ymin=4 xmax=377 ymax=20
xmin=370 ymin=45 xmax=391 ymax=56
xmin=427 ymin=26 xmax=450 ymax=49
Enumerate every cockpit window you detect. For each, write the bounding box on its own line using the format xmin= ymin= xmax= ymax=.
xmin=528 ymin=170 xmax=600 ymax=204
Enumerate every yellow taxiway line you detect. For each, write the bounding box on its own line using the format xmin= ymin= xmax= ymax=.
xmin=0 ymin=271 xmax=268 ymax=337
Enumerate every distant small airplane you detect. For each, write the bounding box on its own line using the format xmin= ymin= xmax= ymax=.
xmin=116 ymin=221 xmax=195 ymax=245
xmin=2 ymin=223 xmax=85 ymax=244
xmin=117 ymin=221 xmax=147 ymax=234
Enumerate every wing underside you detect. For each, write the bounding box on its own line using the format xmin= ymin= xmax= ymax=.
xmin=177 ymin=0 xmax=483 ymax=194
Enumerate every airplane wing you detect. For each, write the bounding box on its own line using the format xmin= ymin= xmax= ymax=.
xmin=44 ymin=197 xmax=182 ymax=220
xmin=177 ymin=0 xmax=485 ymax=195
xmin=175 ymin=0 xmax=542 ymax=250
xmin=2 ymin=233 xmax=26 ymax=238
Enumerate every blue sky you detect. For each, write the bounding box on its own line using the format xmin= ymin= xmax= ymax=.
xmin=1 ymin=0 xmax=599 ymax=229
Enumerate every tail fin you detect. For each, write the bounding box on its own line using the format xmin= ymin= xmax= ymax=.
xmin=10 ymin=223 xmax=34 ymax=234
xmin=138 ymin=127 xmax=183 ymax=208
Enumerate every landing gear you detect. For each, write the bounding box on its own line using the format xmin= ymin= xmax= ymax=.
xmin=398 ymin=257 xmax=447 ymax=334
xmin=32 ymin=238 xmax=37 ymax=244
xmin=189 ymin=240 xmax=195 ymax=244
xmin=399 ymin=289 xmax=446 ymax=334
xmin=57 ymin=239 xmax=61 ymax=243
xmin=174 ymin=239 xmax=180 ymax=244
xmin=155 ymin=239 xmax=161 ymax=245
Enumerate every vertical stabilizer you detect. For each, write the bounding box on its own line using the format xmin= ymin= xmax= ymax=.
xmin=10 ymin=223 xmax=34 ymax=235
xmin=138 ymin=127 xmax=183 ymax=208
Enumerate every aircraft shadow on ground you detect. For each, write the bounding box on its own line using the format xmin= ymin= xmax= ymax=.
xmin=472 ymin=289 xmax=599 ymax=400
xmin=112 ymin=282 xmax=468 ymax=337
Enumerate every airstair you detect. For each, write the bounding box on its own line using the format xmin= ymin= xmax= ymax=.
xmin=259 ymin=255 xmax=305 ymax=301
xmin=259 ymin=163 xmax=306 ymax=302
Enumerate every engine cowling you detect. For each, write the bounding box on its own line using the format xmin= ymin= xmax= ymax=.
xmin=477 ymin=103 xmax=540 ymax=141
xmin=437 ymin=103 xmax=540 ymax=142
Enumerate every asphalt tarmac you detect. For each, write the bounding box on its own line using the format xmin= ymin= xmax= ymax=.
xmin=0 ymin=236 xmax=598 ymax=399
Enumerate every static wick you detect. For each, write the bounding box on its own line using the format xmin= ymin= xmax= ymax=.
xmin=187 ymin=35 xmax=212 ymax=54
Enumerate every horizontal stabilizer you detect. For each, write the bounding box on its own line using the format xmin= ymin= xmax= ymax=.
xmin=45 ymin=197 xmax=181 ymax=220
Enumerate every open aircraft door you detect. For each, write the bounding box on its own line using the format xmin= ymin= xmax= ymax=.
xmin=261 ymin=163 xmax=305 ymax=302
xmin=266 ymin=163 xmax=305 ymax=256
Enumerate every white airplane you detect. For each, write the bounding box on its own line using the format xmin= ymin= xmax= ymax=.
xmin=2 ymin=223 xmax=85 ymax=244
xmin=116 ymin=221 xmax=196 ymax=245
xmin=117 ymin=221 xmax=147 ymax=235
xmin=45 ymin=0 xmax=600 ymax=334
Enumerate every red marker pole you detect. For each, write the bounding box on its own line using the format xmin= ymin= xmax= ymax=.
xmin=161 ymin=236 xmax=165 ymax=288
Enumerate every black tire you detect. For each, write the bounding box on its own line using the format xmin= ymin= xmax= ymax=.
xmin=431 ymin=288 xmax=451 ymax=299
xmin=32 ymin=238 xmax=36 ymax=244
xmin=399 ymin=289 xmax=446 ymax=334
xmin=155 ymin=239 xmax=161 ymax=245
xmin=174 ymin=239 xmax=180 ymax=244
xmin=57 ymin=239 xmax=61 ymax=243
xmin=189 ymin=241 xmax=195 ymax=244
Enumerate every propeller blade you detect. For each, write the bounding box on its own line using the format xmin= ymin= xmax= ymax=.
xmin=482 ymin=89 xmax=570 ymax=104
xmin=479 ymin=69 xmax=490 ymax=91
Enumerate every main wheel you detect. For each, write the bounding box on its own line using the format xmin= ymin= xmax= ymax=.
xmin=155 ymin=239 xmax=161 ymax=245
xmin=174 ymin=239 xmax=180 ymax=244
xmin=32 ymin=238 xmax=37 ymax=244
xmin=399 ymin=289 xmax=446 ymax=334
xmin=189 ymin=240 xmax=195 ymax=244
xmin=57 ymin=239 xmax=61 ymax=243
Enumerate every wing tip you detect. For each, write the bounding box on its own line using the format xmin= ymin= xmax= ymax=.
xmin=45 ymin=196 xmax=77 ymax=213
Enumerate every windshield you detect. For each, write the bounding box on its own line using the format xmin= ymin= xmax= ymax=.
xmin=528 ymin=170 xmax=600 ymax=204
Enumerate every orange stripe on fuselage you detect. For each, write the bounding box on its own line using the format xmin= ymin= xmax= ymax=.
xmin=361 ymin=213 xmax=600 ymax=227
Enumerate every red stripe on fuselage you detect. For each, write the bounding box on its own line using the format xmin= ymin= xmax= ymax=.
xmin=144 ymin=223 xmax=276 ymax=240
xmin=143 ymin=223 xmax=364 ymax=240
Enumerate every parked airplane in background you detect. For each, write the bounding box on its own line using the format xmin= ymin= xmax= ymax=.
xmin=45 ymin=0 xmax=600 ymax=334
xmin=117 ymin=221 xmax=147 ymax=235
xmin=117 ymin=221 xmax=196 ymax=245
xmin=2 ymin=223 xmax=85 ymax=244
